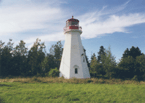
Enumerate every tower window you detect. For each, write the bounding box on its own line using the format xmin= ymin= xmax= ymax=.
xmin=75 ymin=68 xmax=78 ymax=74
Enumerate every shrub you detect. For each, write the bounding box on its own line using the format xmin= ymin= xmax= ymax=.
xmin=87 ymin=79 xmax=93 ymax=83
xmin=48 ymin=68 xmax=59 ymax=77
xmin=132 ymin=75 xmax=138 ymax=81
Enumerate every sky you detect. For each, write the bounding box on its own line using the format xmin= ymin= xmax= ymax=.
xmin=0 ymin=0 xmax=145 ymax=62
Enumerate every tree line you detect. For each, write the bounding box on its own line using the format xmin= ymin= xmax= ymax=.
xmin=89 ymin=46 xmax=145 ymax=81
xmin=0 ymin=39 xmax=61 ymax=78
xmin=0 ymin=39 xmax=145 ymax=81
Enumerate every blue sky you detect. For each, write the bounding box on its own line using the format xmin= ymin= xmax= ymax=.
xmin=0 ymin=0 xmax=145 ymax=62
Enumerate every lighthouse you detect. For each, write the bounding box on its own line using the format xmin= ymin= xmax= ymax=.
xmin=59 ymin=16 xmax=90 ymax=79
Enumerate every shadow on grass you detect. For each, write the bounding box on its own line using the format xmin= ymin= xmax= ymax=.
xmin=0 ymin=97 xmax=5 ymax=103
xmin=0 ymin=84 xmax=12 ymax=87
xmin=67 ymin=97 xmax=80 ymax=101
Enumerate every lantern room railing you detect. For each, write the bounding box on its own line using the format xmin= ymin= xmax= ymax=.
xmin=64 ymin=26 xmax=82 ymax=33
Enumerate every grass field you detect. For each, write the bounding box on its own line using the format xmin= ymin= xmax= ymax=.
xmin=0 ymin=77 xmax=145 ymax=103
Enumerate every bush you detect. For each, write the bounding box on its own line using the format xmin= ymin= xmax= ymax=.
xmin=87 ymin=79 xmax=93 ymax=83
xmin=48 ymin=68 xmax=59 ymax=77
xmin=132 ymin=75 xmax=138 ymax=81
xmin=90 ymin=72 xmax=97 ymax=78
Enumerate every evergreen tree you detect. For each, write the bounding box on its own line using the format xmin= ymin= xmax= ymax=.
xmin=0 ymin=54 xmax=2 ymax=77
xmin=90 ymin=55 xmax=97 ymax=72
xmin=122 ymin=46 xmax=143 ymax=59
xmin=123 ymin=48 xmax=130 ymax=58
xmin=49 ymin=41 xmax=63 ymax=69
xmin=0 ymin=40 xmax=5 ymax=77
xmin=90 ymin=54 xmax=106 ymax=78
xmin=101 ymin=47 xmax=117 ymax=78
xmin=90 ymin=55 xmax=98 ymax=77
xmin=46 ymin=54 xmax=56 ymax=71
xmin=12 ymin=40 xmax=28 ymax=76
xmin=1 ymin=47 xmax=12 ymax=76
xmin=97 ymin=46 xmax=106 ymax=63
xmin=119 ymin=46 xmax=144 ymax=80
xmin=90 ymin=53 xmax=96 ymax=73
xmin=1 ymin=39 xmax=14 ymax=77
xmin=118 ymin=56 xmax=135 ymax=79
xmin=135 ymin=54 xmax=145 ymax=80
xmin=27 ymin=38 xmax=45 ymax=76
xmin=40 ymin=57 xmax=49 ymax=76
xmin=130 ymin=46 xmax=143 ymax=59
xmin=91 ymin=53 xmax=96 ymax=62
xmin=90 ymin=46 xmax=117 ymax=78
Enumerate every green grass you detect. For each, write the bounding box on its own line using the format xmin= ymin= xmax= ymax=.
xmin=0 ymin=77 xmax=145 ymax=103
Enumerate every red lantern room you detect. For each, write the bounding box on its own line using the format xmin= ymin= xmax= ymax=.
xmin=64 ymin=16 xmax=82 ymax=34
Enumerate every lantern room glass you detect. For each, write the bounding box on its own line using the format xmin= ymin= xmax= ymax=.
xmin=66 ymin=21 xmax=79 ymax=27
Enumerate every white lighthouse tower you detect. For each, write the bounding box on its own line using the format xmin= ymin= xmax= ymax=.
xmin=59 ymin=16 xmax=90 ymax=79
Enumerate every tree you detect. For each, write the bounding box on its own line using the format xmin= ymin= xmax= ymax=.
xmin=90 ymin=46 xmax=117 ymax=79
xmin=97 ymin=46 xmax=106 ymax=63
xmin=46 ymin=54 xmax=56 ymax=70
xmin=118 ymin=56 xmax=135 ymax=79
xmin=130 ymin=46 xmax=143 ymax=59
xmin=90 ymin=53 xmax=97 ymax=73
xmin=0 ymin=39 xmax=14 ymax=77
xmin=40 ymin=57 xmax=49 ymax=76
xmin=11 ymin=40 xmax=28 ymax=76
xmin=91 ymin=53 xmax=96 ymax=62
xmin=122 ymin=46 xmax=143 ymax=59
xmin=90 ymin=55 xmax=97 ymax=73
xmin=119 ymin=46 xmax=144 ymax=80
xmin=0 ymin=54 xmax=2 ymax=77
xmin=13 ymin=40 xmax=28 ymax=56
xmin=0 ymin=40 xmax=5 ymax=77
xmin=90 ymin=53 xmax=106 ymax=78
xmin=0 ymin=40 xmax=5 ymax=54
xmin=101 ymin=47 xmax=117 ymax=78
xmin=135 ymin=54 xmax=145 ymax=80
xmin=123 ymin=48 xmax=130 ymax=58
xmin=49 ymin=41 xmax=63 ymax=69
xmin=27 ymin=38 xmax=45 ymax=76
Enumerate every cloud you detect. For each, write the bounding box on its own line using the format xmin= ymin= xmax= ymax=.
xmin=24 ymin=32 xmax=64 ymax=43
xmin=79 ymin=12 xmax=145 ymax=39
xmin=0 ymin=0 xmax=145 ymax=50
xmin=0 ymin=0 xmax=67 ymax=49
xmin=96 ymin=0 xmax=131 ymax=16
xmin=123 ymin=0 xmax=131 ymax=6
xmin=24 ymin=32 xmax=65 ymax=49
xmin=0 ymin=3 xmax=64 ymax=35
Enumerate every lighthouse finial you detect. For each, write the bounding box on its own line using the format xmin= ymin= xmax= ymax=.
xmin=72 ymin=15 xmax=74 ymax=19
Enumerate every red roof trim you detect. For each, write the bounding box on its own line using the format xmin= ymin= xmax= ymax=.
xmin=69 ymin=26 xmax=79 ymax=29
xmin=67 ymin=19 xmax=79 ymax=22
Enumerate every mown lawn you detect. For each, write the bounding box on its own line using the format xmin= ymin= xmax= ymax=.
xmin=0 ymin=80 xmax=145 ymax=103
